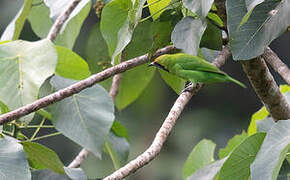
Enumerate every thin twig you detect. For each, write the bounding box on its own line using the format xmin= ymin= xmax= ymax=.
xmin=103 ymin=45 xmax=231 ymax=180
xmin=262 ymin=47 xmax=290 ymax=85
xmin=241 ymin=57 xmax=290 ymax=121
xmin=47 ymin=0 xmax=82 ymax=41
xmin=0 ymin=46 xmax=175 ymax=125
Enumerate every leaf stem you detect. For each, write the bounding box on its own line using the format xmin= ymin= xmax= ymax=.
xmin=105 ymin=141 xmax=120 ymax=170
xmin=36 ymin=109 xmax=52 ymax=120
xmin=19 ymin=125 xmax=54 ymax=129
xmin=28 ymin=132 xmax=62 ymax=142
xmin=30 ymin=117 xmax=46 ymax=140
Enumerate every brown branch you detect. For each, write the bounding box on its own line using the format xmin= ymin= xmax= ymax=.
xmin=103 ymin=45 xmax=231 ymax=180
xmin=0 ymin=46 xmax=175 ymax=125
xmin=241 ymin=57 xmax=290 ymax=121
xmin=68 ymin=149 xmax=89 ymax=168
xmin=47 ymin=0 xmax=82 ymax=41
xmin=262 ymin=47 xmax=290 ymax=85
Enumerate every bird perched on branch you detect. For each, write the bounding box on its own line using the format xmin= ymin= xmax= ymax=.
xmin=149 ymin=53 xmax=246 ymax=91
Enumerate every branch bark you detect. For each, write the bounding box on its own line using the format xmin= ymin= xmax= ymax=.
xmin=47 ymin=0 xmax=82 ymax=41
xmin=103 ymin=45 xmax=231 ymax=180
xmin=262 ymin=47 xmax=290 ymax=85
xmin=241 ymin=57 xmax=290 ymax=121
xmin=0 ymin=46 xmax=175 ymax=125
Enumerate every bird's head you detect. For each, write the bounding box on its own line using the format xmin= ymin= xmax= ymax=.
xmin=148 ymin=54 xmax=170 ymax=72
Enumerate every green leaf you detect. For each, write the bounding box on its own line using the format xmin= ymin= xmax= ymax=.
xmin=0 ymin=136 xmax=31 ymax=180
xmin=183 ymin=139 xmax=216 ymax=178
xmin=44 ymin=0 xmax=91 ymax=49
xmin=226 ymin=0 xmax=290 ymax=60
xmin=187 ymin=157 xmax=228 ymax=180
xmin=199 ymin=48 xmax=220 ymax=63
xmin=21 ymin=142 xmax=65 ymax=174
xmin=64 ymin=167 xmax=87 ymax=180
xmin=115 ymin=21 xmax=155 ymax=110
xmin=105 ymin=132 xmax=130 ymax=169
xmin=251 ymin=120 xmax=290 ymax=180
xmin=32 ymin=170 xmax=69 ymax=180
xmin=256 ymin=116 xmax=275 ymax=132
xmin=159 ymin=69 xmax=186 ymax=94
xmin=248 ymin=107 xmax=269 ymax=135
xmin=0 ymin=101 xmax=10 ymax=114
xmin=171 ymin=17 xmax=207 ymax=55
xmin=245 ymin=0 xmax=265 ymax=12
xmin=85 ymin=23 xmax=111 ymax=74
xmin=28 ymin=0 xmax=53 ymax=38
xmin=50 ymin=76 xmax=115 ymax=158
xmin=1 ymin=0 xmax=33 ymax=40
xmin=0 ymin=39 xmax=57 ymax=124
xmin=55 ymin=46 xmax=91 ymax=80
xmin=111 ymin=120 xmax=129 ymax=141
xmin=101 ymin=0 xmax=146 ymax=65
xmin=147 ymin=0 xmax=172 ymax=20
xmin=182 ymin=0 xmax=214 ymax=18
xmin=219 ymin=133 xmax=266 ymax=180
xmin=115 ymin=64 xmax=155 ymax=110
xmin=200 ymin=19 xmax=222 ymax=50
xmin=219 ymin=131 xmax=248 ymax=159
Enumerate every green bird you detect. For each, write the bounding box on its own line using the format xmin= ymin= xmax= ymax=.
xmin=149 ymin=53 xmax=246 ymax=88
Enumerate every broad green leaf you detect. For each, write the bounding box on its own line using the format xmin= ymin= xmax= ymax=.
xmin=159 ymin=69 xmax=186 ymax=94
xmin=21 ymin=142 xmax=65 ymax=174
xmin=256 ymin=116 xmax=275 ymax=132
xmin=1 ymin=0 xmax=33 ymax=40
xmin=85 ymin=23 xmax=111 ymax=74
xmin=248 ymin=107 xmax=269 ymax=135
xmin=280 ymin=84 xmax=290 ymax=93
xmin=219 ymin=131 xmax=248 ymax=159
xmin=111 ymin=120 xmax=129 ymax=141
xmin=251 ymin=120 xmax=290 ymax=180
xmin=0 ymin=101 xmax=9 ymax=114
xmin=187 ymin=157 xmax=228 ymax=180
xmin=147 ymin=0 xmax=172 ymax=20
xmin=226 ymin=0 xmax=290 ymax=60
xmin=115 ymin=21 xmax=155 ymax=110
xmin=149 ymin=20 xmax=173 ymax=57
xmin=50 ymin=76 xmax=115 ymax=158
xmin=171 ymin=16 xmax=207 ymax=55
xmin=0 ymin=136 xmax=31 ymax=180
xmin=199 ymin=48 xmax=220 ymax=63
xmin=32 ymin=170 xmax=69 ymax=180
xmin=115 ymin=64 xmax=155 ymax=110
xmin=28 ymin=0 xmax=53 ymax=38
xmin=105 ymin=132 xmax=130 ymax=168
xmin=182 ymin=0 xmax=214 ymax=18
xmin=101 ymin=0 xmax=146 ymax=65
xmin=55 ymin=46 xmax=91 ymax=80
xmin=200 ymin=20 xmax=222 ymax=50
xmin=183 ymin=139 xmax=216 ymax=178
xmin=207 ymin=12 xmax=223 ymax=27
xmin=44 ymin=0 xmax=91 ymax=49
xmin=219 ymin=133 xmax=266 ymax=180
xmin=0 ymin=39 xmax=57 ymax=124
xmin=64 ymin=167 xmax=87 ymax=180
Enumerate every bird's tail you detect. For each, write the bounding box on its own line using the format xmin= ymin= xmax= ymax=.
xmin=227 ymin=76 xmax=246 ymax=88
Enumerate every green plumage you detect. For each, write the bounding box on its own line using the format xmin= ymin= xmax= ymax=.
xmin=152 ymin=53 xmax=246 ymax=88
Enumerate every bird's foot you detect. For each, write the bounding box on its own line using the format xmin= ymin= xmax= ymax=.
xmin=181 ymin=82 xmax=195 ymax=94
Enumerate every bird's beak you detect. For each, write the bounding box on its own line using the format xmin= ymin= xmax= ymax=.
xmin=148 ymin=62 xmax=155 ymax=67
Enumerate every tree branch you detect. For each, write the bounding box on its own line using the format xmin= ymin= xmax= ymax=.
xmin=103 ymin=45 xmax=231 ymax=180
xmin=0 ymin=46 xmax=175 ymax=125
xmin=47 ymin=0 xmax=82 ymax=41
xmin=262 ymin=47 xmax=290 ymax=85
xmin=241 ymin=57 xmax=290 ymax=121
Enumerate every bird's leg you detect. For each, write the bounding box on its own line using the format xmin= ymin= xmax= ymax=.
xmin=181 ymin=81 xmax=195 ymax=93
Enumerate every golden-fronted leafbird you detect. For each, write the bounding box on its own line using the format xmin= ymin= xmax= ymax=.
xmin=149 ymin=53 xmax=246 ymax=88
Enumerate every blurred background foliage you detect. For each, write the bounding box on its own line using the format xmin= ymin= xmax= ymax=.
xmin=1 ymin=0 xmax=290 ymax=179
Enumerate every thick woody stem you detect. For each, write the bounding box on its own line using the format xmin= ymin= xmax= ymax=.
xmin=0 ymin=46 xmax=175 ymax=125
xmin=241 ymin=57 xmax=290 ymax=121
xmin=103 ymin=46 xmax=231 ymax=180
xmin=262 ymin=47 xmax=290 ymax=85
xmin=47 ymin=0 xmax=82 ymax=41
